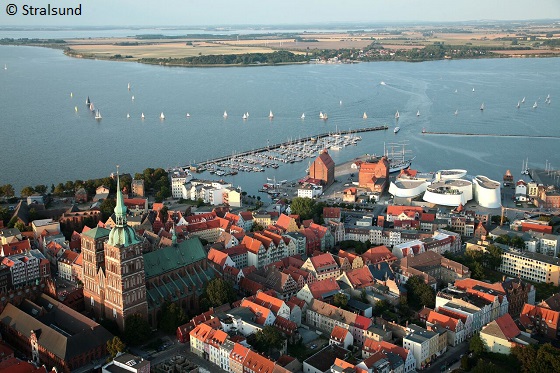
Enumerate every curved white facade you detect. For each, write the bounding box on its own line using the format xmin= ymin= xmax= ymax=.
xmin=437 ymin=169 xmax=468 ymax=180
xmin=473 ymin=175 xmax=501 ymax=208
xmin=389 ymin=180 xmax=428 ymax=198
xmin=423 ymin=179 xmax=473 ymax=207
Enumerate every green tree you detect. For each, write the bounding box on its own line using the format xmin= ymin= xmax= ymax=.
xmin=0 ymin=184 xmax=15 ymax=197
xmin=469 ymin=333 xmax=486 ymax=355
xmin=333 ymin=293 xmax=348 ymax=308
xmin=123 ymin=314 xmax=151 ymax=346
xmin=54 ymin=183 xmax=65 ymax=196
xmin=290 ymin=197 xmax=316 ymax=220
xmin=14 ymin=221 xmax=26 ymax=232
xmin=107 ymin=336 xmax=126 ymax=358
xmin=100 ymin=198 xmax=116 ymax=221
xmin=202 ymin=278 xmax=236 ymax=308
xmin=64 ymin=180 xmax=75 ymax=193
xmin=159 ymin=302 xmax=189 ymax=333
xmin=253 ymin=325 xmax=285 ymax=355
xmin=405 ymin=275 xmax=435 ymax=310
xmin=485 ymin=244 xmax=503 ymax=269
xmin=20 ymin=186 xmax=35 ymax=198
xmin=34 ymin=185 xmax=48 ymax=194
xmin=472 ymin=360 xmax=502 ymax=373
xmin=0 ymin=207 xmax=11 ymax=226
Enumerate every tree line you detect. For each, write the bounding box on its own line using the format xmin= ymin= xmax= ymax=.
xmin=139 ymin=50 xmax=308 ymax=66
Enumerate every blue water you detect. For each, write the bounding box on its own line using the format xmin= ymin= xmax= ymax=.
xmin=0 ymin=45 xmax=559 ymax=196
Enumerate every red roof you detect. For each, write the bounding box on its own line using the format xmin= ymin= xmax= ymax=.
xmin=344 ymin=266 xmax=375 ymax=288
xmin=386 ymin=205 xmax=423 ymax=216
xmin=239 ymin=211 xmax=254 ymax=221
xmin=243 ymin=350 xmax=275 ymax=373
xmin=495 ymin=313 xmax=520 ymax=339
xmin=361 ymin=246 xmax=397 ymax=264
xmin=520 ymin=303 xmax=560 ymax=329
xmin=309 ymin=252 xmax=337 ymax=270
xmin=241 ymin=236 xmax=263 ymax=254
xmin=239 ymin=277 xmax=265 ymax=295
xmin=208 ymin=248 xmax=229 ymax=267
xmin=363 ymin=340 xmax=409 ymax=362
xmin=276 ymin=214 xmax=295 ymax=231
xmin=330 ymin=325 xmax=350 ymax=341
xmin=323 ymin=207 xmax=341 ymax=219
xmin=308 ymin=278 xmax=340 ymax=298
xmin=230 ymin=342 xmax=249 ymax=364
xmin=1 ymin=239 xmax=31 ymax=256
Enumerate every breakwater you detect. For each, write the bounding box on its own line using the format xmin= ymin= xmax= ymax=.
xmin=186 ymin=125 xmax=388 ymax=170
xmin=422 ymin=131 xmax=560 ymax=139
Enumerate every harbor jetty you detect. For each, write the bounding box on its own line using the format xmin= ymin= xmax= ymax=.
xmin=422 ymin=131 xmax=560 ymax=139
xmin=186 ymin=125 xmax=388 ymax=175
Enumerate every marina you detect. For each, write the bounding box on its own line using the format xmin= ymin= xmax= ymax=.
xmin=186 ymin=125 xmax=388 ymax=174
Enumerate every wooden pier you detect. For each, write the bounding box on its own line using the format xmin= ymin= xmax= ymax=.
xmin=186 ymin=125 xmax=388 ymax=171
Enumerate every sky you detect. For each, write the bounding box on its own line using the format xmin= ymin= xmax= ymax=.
xmin=1 ymin=0 xmax=560 ymax=27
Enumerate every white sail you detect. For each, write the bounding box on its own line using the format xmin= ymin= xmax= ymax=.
xmin=89 ymin=103 xmax=94 ymax=111
xmin=480 ymin=103 xmax=484 ymax=111
xmin=70 ymin=92 xmax=73 ymax=98
xmin=533 ymin=102 xmax=538 ymax=108
xmin=186 ymin=113 xmax=190 ymax=118
xmin=517 ymin=101 xmax=520 ymax=108
xmin=395 ymin=110 xmax=400 ymax=119
xmin=160 ymin=112 xmax=165 ymax=120
xmin=416 ymin=110 xmax=420 ymax=117
xmin=246 ymin=112 xmax=249 ymax=118
xmin=242 ymin=113 xmax=247 ymax=120
xmin=95 ymin=109 xmax=102 ymax=120
xmin=363 ymin=112 xmax=367 ymax=119
xmin=75 ymin=106 xmax=78 ymax=112
xmin=131 ymin=95 xmax=135 ymax=101
xmin=301 ymin=113 xmax=305 ymax=119
xmin=223 ymin=111 xmax=228 ymax=118
xmin=522 ymin=97 xmax=525 ymax=103
xmin=269 ymin=110 xmax=274 ymax=119
xmin=472 ymin=88 xmax=475 ymax=92
xmin=319 ymin=112 xmax=324 ymax=119
xmin=141 ymin=113 xmax=145 ymax=119
xmin=128 ymin=82 xmax=131 ymax=91
xmin=127 ymin=113 xmax=130 ymax=119
xmin=454 ymin=109 xmax=458 ymax=116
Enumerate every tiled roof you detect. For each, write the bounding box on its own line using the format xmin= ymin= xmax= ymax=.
xmin=276 ymin=214 xmax=295 ymax=231
xmin=274 ymin=316 xmax=297 ymax=336
xmin=239 ymin=211 xmax=254 ymax=221
xmin=344 ymin=266 xmax=375 ymax=288
xmin=308 ymin=278 xmax=340 ymax=298
xmin=241 ymin=236 xmax=263 ymax=254
xmin=330 ymin=325 xmax=350 ymax=341
xmin=494 ymin=313 xmax=521 ymax=339
xmin=323 ymin=207 xmax=341 ymax=219
xmin=143 ymin=237 xmax=206 ymax=278
xmin=207 ymin=248 xmax=229 ymax=267
xmin=361 ymin=246 xmax=397 ymax=264
xmin=230 ymin=342 xmax=249 ymax=363
xmin=520 ymin=303 xmax=560 ymax=329
xmin=255 ymin=291 xmax=285 ymax=313
xmin=1 ymin=239 xmax=31 ymax=256
xmin=309 ymin=252 xmax=337 ymax=270
xmin=243 ymin=350 xmax=275 ymax=373
xmin=81 ymin=226 xmax=110 ymax=240
xmin=189 ymin=322 xmax=214 ymax=342
xmin=239 ymin=277 xmax=265 ymax=295
xmin=362 ymin=340 xmax=408 ymax=362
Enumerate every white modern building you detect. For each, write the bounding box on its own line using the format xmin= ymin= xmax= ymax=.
xmin=472 ymin=175 xmax=501 ymax=208
xmin=170 ymin=169 xmax=193 ymax=198
xmin=389 ymin=179 xmax=429 ymax=198
xmin=297 ymin=185 xmax=323 ymax=198
xmin=423 ymin=179 xmax=473 ymax=207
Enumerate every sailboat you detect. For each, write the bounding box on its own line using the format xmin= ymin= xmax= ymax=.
xmin=395 ymin=110 xmax=400 ymax=120
xmin=480 ymin=103 xmax=484 ymax=111
xmin=363 ymin=112 xmax=368 ymax=119
xmin=160 ymin=112 xmax=165 ymax=120
xmin=186 ymin=113 xmax=191 ymax=118
xmin=89 ymin=103 xmax=94 ymax=111
xmin=70 ymin=92 xmax=73 ymax=98
xmin=141 ymin=113 xmax=145 ymax=119
xmin=455 ymin=89 xmax=458 ymax=93
xmin=126 ymin=113 xmax=130 ymax=119
xmin=95 ymin=109 xmax=102 ymax=120
xmin=242 ymin=113 xmax=247 ymax=120
xmin=521 ymin=97 xmax=525 ymax=104
xmin=301 ymin=113 xmax=305 ymax=119
xmin=319 ymin=112 xmax=324 ymax=119
xmin=454 ymin=109 xmax=458 ymax=116
xmin=517 ymin=101 xmax=520 ymax=108
xmin=223 ymin=111 xmax=228 ymax=118
xmin=127 ymin=82 xmax=131 ymax=91
xmin=74 ymin=106 xmax=78 ymax=113
xmin=416 ymin=110 xmax=420 ymax=117
xmin=339 ymin=100 xmax=342 ymax=105
xmin=131 ymin=95 xmax=135 ymax=101
xmin=533 ymin=102 xmax=538 ymax=109
xmin=269 ymin=110 xmax=274 ymax=119
xmin=472 ymin=88 xmax=475 ymax=92
xmin=322 ymin=113 xmax=328 ymax=120
xmin=394 ymin=126 xmax=400 ymax=134
xmin=246 ymin=112 xmax=249 ymax=118
xmin=3 ymin=64 xmax=6 ymax=70
xmin=86 ymin=96 xmax=90 ymax=106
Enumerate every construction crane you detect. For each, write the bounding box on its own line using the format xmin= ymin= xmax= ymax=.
xmin=500 ymin=206 xmax=533 ymax=226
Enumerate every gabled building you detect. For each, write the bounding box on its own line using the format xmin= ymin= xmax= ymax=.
xmin=519 ymin=303 xmax=560 ymax=340
xmin=297 ymin=278 xmax=340 ymax=304
xmin=361 ymin=340 xmax=416 ymax=373
xmin=302 ymin=253 xmax=340 ymax=281
xmin=480 ymin=313 xmax=537 ymax=354
xmin=330 ymin=325 xmax=353 ymax=349
xmin=309 ymin=150 xmax=335 ymax=186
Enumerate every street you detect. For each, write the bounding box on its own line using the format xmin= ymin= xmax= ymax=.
xmin=424 ymin=341 xmax=468 ymax=373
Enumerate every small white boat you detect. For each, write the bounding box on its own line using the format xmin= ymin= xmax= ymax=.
xmin=246 ymin=112 xmax=249 ymax=118
xmin=547 ymin=94 xmax=550 ymax=100
xmin=86 ymin=96 xmax=90 ymax=105
xmin=394 ymin=126 xmax=400 ymax=133
xmin=455 ymin=89 xmax=458 ymax=93
xmin=3 ymin=64 xmax=6 ymax=70
xmin=132 ymin=95 xmax=135 ymax=101
xmin=70 ymin=92 xmax=73 ymax=98
xmin=322 ymin=113 xmax=328 ymax=120
xmin=395 ymin=110 xmax=400 ymax=120
xmin=416 ymin=110 xmax=420 ymax=117
xmin=89 ymin=103 xmax=94 ymax=111
xmin=533 ymin=102 xmax=537 ymax=109
xmin=74 ymin=106 xmax=78 ymax=112
xmin=301 ymin=113 xmax=305 ymax=119
xmin=269 ymin=110 xmax=274 ymax=119
xmin=186 ymin=113 xmax=191 ymax=118
xmin=522 ymin=97 xmax=525 ymax=103
xmin=127 ymin=113 xmax=130 ymax=119
xmin=128 ymin=82 xmax=131 ymax=91
xmin=517 ymin=101 xmax=520 ymax=108
xmin=363 ymin=112 xmax=368 ymax=119
xmin=160 ymin=112 xmax=165 ymax=120
xmin=319 ymin=112 xmax=324 ymax=119
xmin=242 ymin=113 xmax=247 ymax=120
xmin=95 ymin=109 xmax=102 ymax=120
xmin=480 ymin=103 xmax=484 ymax=111
xmin=223 ymin=111 xmax=228 ymax=118
xmin=141 ymin=113 xmax=145 ymax=119
xmin=339 ymin=100 xmax=342 ymax=105
xmin=472 ymin=88 xmax=475 ymax=92
xmin=454 ymin=109 xmax=458 ymax=116
xmin=380 ymin=81 xmax=386 ymax=86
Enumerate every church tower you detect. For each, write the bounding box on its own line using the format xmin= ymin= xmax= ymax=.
xmin=102 ymin=166 xmax=148 ymax=330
